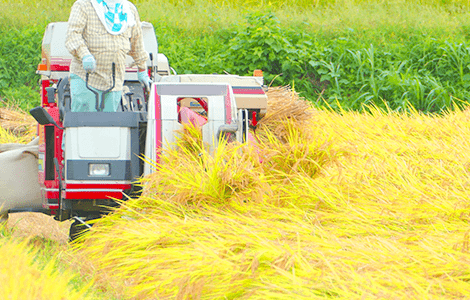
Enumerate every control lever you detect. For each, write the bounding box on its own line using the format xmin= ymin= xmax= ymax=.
xmin=86 ymin=62 xmax=116 ymax=112
xmin=125 ymin=92 xmax=133 ymax=111
xmin=132 ymin=96 xmax=139 ymax=112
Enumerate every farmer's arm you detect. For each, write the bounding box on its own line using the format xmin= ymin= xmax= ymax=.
xmin=65 ymin=1 xmax=91 ymax=60
xmin=128 ymin=5 xmax=148 ymax=72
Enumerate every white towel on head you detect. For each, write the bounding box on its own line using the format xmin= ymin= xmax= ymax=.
xmin=91 ymin=0 xmax=136 ymax=35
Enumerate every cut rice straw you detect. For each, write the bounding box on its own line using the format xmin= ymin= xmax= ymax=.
xmin=0 ymin=106 xmax=36 ymax=141
xmin=71 ymin=86 xmax=470 ymax=299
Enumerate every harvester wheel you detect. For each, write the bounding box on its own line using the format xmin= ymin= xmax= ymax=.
xmin=69 ymin=214 xmax=100 ymax=242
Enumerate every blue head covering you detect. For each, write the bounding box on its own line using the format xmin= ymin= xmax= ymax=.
xmin=92 ymin=0 xmax=135 ymax=35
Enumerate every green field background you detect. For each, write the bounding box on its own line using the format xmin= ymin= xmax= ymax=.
xmin=2 ymin=0 xmax=470 ymax=112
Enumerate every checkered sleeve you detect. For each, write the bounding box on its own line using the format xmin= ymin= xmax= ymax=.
xmin=65 ymin=1 xmax=91 ymax=60
xmin=128 ymin=5 xmax=148 ymax=70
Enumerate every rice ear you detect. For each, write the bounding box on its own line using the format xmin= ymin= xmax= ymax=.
xmin=0 ymin=106 xmax=36 ymax=139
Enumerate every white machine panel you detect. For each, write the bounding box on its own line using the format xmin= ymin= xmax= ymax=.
xmin=66 ymin=127 xmax=131 ymax=160
xmin=144 ymin=82 xmax=238 ymax=176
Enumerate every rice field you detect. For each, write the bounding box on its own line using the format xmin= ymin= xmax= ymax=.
xmin=0 ymin=230 xmax=94 ymax=300
xmin=2 ymin=87 xmax=470 ymax=298
xmin=74 ymin=88 xmax=470 ymax=299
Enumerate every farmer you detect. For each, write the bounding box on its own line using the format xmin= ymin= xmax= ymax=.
xmin=65 ymin=0 xmax=152 ymax=112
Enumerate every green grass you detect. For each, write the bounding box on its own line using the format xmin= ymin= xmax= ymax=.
xmin=2 ymin=0 xmax=470 ymax=112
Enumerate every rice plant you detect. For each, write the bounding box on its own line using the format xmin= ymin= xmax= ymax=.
xmin=0 ymin=106 xmax=36 ymax=141
xmin=0 ymin=237 xmax=95 ymax=300
xmin=71 ymin=87 xmax=470 ymax=299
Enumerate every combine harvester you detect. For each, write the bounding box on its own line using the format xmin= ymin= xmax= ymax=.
xmin=0 ymin=22 xmax=268 ymax=239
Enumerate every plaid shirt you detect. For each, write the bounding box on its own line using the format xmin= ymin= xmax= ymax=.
xmin=65 ymin=0 xmax=148 ymax=91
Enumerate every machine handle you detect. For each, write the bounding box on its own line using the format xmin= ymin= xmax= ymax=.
xmin=85 ymin=72 xmax=101 ymax=111
xmin=99 ymin=62 xmax=116 ymax=111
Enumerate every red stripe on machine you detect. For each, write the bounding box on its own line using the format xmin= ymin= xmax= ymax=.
xmin=65 ymin=191 xmax=124 ymax=200
xmin=50 ymin=64 xmax=70 ymax=71
xmin=65 ymin=183 xmax=131 ymax=190
xmin=232 ymin=87 xmax=265 ymax=95
xmin=49 ymin=58 xmax=72 ymax=72
xmin=155 ymin=90 xmax=162 ymax=164
xmin=225 ymin=86 xmax=231 ymax=124
xmin=46 ymin=191 xmax=60 ymax=198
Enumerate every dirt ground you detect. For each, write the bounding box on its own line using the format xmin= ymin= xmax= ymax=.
xmin=6 ymin=212 xmax=72 ymax=244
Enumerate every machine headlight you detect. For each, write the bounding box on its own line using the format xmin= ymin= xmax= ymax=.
xmin=88 ymin=163 xmax=110 ymax=176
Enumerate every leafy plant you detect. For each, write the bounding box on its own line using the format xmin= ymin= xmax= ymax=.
xmin=3 ymin=2 xmax=470 ymax=113
xmin=218 ymin=12 xmax=305 ymax=85
xmin=0 ymin=26 xmax=42 ymax=110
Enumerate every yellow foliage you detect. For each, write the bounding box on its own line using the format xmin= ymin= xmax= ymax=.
xmin=4 ymin=86 xmax=470 ymax=298
xmin=0 ymin=126 xmax=28 ymax=144
xmin=74 ymin=89 xmax=470 ymax=299
xmin=0 ymin=237 xmax=94 ymax=300
xmin=0 ymin=106 xmax=36 ymax=141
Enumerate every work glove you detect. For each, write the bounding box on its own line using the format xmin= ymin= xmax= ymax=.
xmin=82 ymin=54 xmax=96 ymax=73
xmin=138 ymin=70 xmax=153 ymax=90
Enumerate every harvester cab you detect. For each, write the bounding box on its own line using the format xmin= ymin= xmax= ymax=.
xmin=27 ymin=21 xmax=267 ymax=237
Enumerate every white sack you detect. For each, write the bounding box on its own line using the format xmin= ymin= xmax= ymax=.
xmin=0 ymin=137 xmax=39 ymax=154
xmin=0 ymin=144 xmax=43 ymax=219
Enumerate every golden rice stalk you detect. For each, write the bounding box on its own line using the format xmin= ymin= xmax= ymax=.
xmin=174 ymin=123 xmax=205 ymax=156
xmin=256 ymin=87 xmax=340 ymax=183
xmin=263 ymin=85 xmax=313 ymax=124
xmin=142 ymin=127 xmax=269 ymax=207
xmin=256 ymin=118 xmax=337 ymax=182
xmin=0 ymin=237 xmax=94 ymax=300
xmin=74 ymin=95 xmax=470 ymax=299
xmin=0 ymin=105 xmax=36 ymax=139
xmin=0 ymin=125 xmax=30 ymax=144
xmin=260 ymin=85 xmax=316 ymax=142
